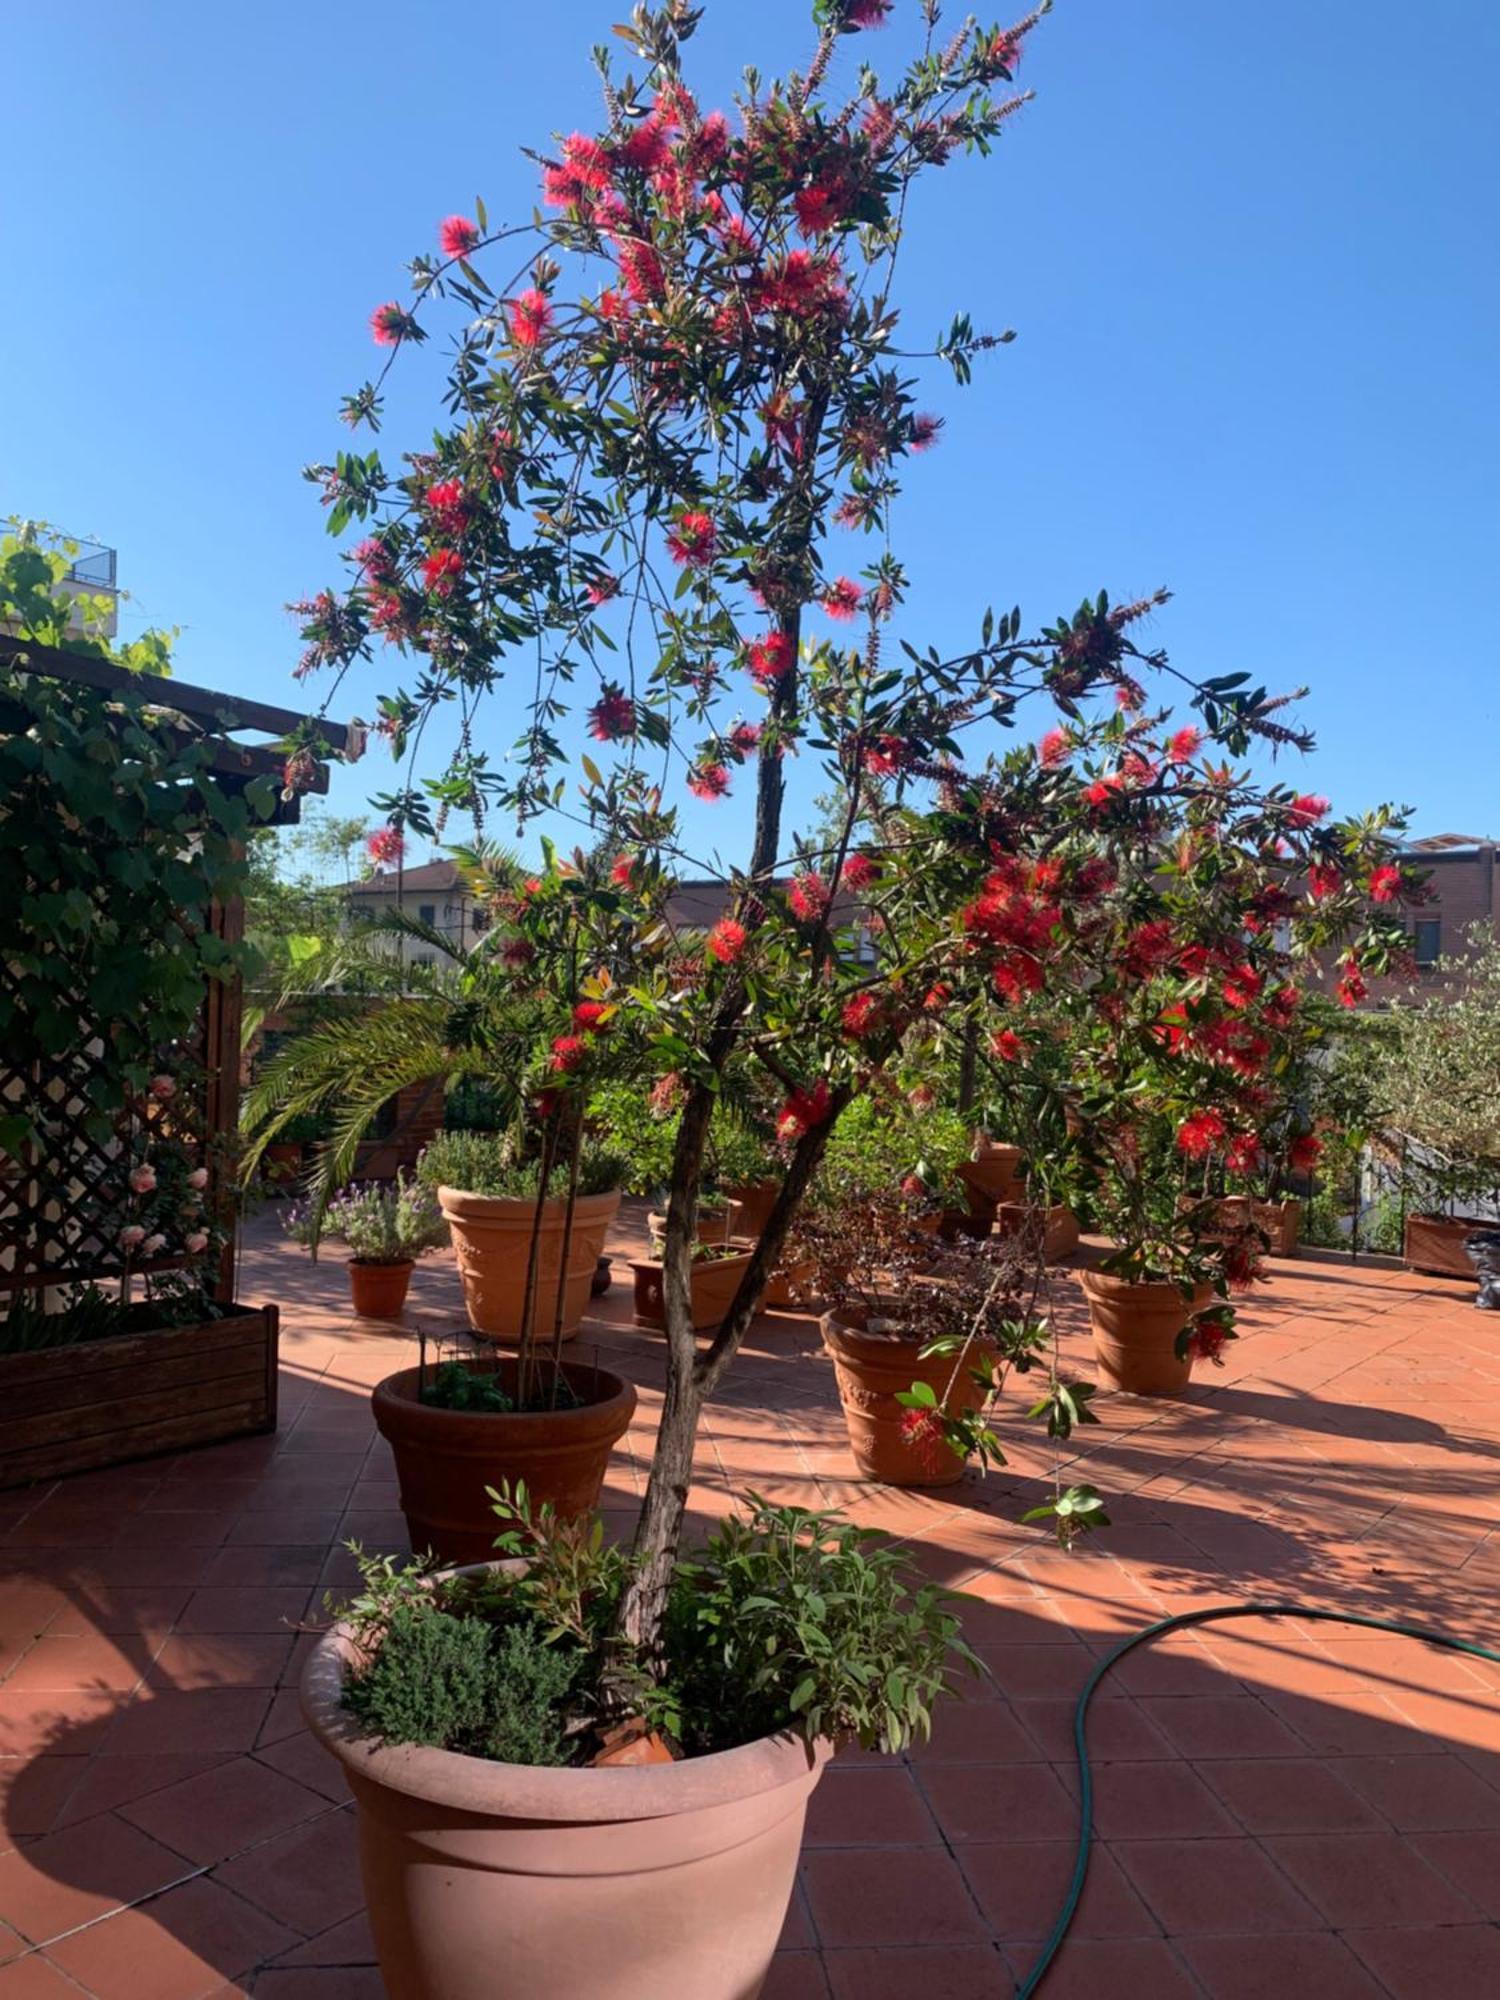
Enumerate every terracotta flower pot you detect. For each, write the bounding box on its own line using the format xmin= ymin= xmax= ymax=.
xmin=1253 ymin=1199 xmax=1302 ymax=1257
xmin=1404 ymin=1211 xmax=1491 ymax=1280
xmin=348 ymin=1259 xmax=415 ymax=1320
xmin=646 ymin=1207 xmax=731 ymax=1250
xmin=263 ymin=1141 xmax=303 ymax=1189
xmin=1080 ymin=1269 xmax=1212 ymax=1396
xmin=957 ymin=1149 xmax=1024 ymax=1218
xmin=725 ymin=1180 xmax=780 ymax=1238
xmin=994 ymin=1202 xmax=1080 ymax=1263
xmin=820 ymin=1306 xmax=995 ymax=1487
xmin=437 ymin=1186 xmax=621 ymax=1343
xmin=301 ymin=1581 xmax=831 ymax=2000
xmin=631 ymin=1250 xmax=756 ymax=1332
xmin=371 ymin=1359 xmax=636 ymax=1563
xmin=760 ymin=1258 xmax=817 ymax=1311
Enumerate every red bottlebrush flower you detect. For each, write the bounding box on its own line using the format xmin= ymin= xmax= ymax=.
xmin=439 ymin=214 xmax=479 ymax=259
xmin=845 ymin=0 xmax=892 ymax=27
xmin=501 ymin=935 xmax=535 ymax=968
xmin=1288 ymin=1132 xmax=1323 ymax=1173
xmin=1038 ymin=728 xmax=1070 ymax=769
xmin=1221 ymin=962 xmax=1263 ymax=1011
xmin=548 ymin=1034 xmax=588 ymax=1074
xmin=1264 ymin=983 xmax=1301 ymax=1029
xmin=839 ymin=852 xmax=877 ymax=892
xmin=990 ymin=1028 xmax=1025 ymax=1063
xmin=776 ymin=1081 xmax=832 ymax=1143
xmin=705 ymin=916 xmax=747 ymax=965
xmin=1124 ymin=920 xmax=1176 ymax=976
xmin=1226 ymin=1133 xmax=1260 ymax=1176
xmin=421 ymin=547 xmax=463 ymax=594
xmin=728 ymin=721 xmax=761 ymax=756
xmin=862 ymin=98 xmax=898 ymax=154
xmin=615 ymin=117 xmax=669 ymax=173
xmin=366 ymin=825 xmax=404 ymax=868
xmin=353 ymin=537 xmax=394 ymax=581
xmin=921 ymin=982 xmax=951 ymax=1013
xmin=1307 ymin=862 xmax=1343 ymax=900
xmin=371 ymin=301 xmax=416 ymax=346
xmin=1168 ymin=726 xmax=1203 ymax=763
xmin=755 ymin=249 xmax=845 ymax=316
xmin=863 ymin=734 xmax=906 ymax=778
xmin=747 ymin=631 xmax=794 ymax=686
xmin=897 ymin=1403 xmax=948 ymax=1473
xmin=510 ymin=288 xmax=553 ymax=348
xmin=820 ymin=576 xmax=863 ymax=620
xmin=1289 ymin=793 xmax=1330 ymax=825
xmin=1335 ymin=958 xmax=1368 ymax=1009
xmin=666 ymin=511 xmax=717 ymax=569
xmin=522 ymin=876 xmax=543 ymax=898
xmin=649 ymin=1072 xmax=684 ymax=1117
xmin=1114 ymin=682 xmax=1143 ymax=712
xmin=1223 ymin=1239 xmax=1262 ymax=1295
xmin=1186 ymin=1318 xmax=1230 ymax=1366
xmin=1074 ymin=856 xmax=1116 ymax=900
xmin=908 ymin=412 xmax=943 ymax=451
xmin=993 ymin=954 xmax=1044 ymax=1003
xmin=596 ymin=286 xmax=631 ymax=325
xmin=841 ymin=991 xmax=882 ymax=1039
xmin=573 ymin=1001 xmax=609 ymax=1034
xmin=586 ymin=573 xmax=619 ymax=607
xmin=1084 ymin=774 xmax=1125 ymax=811
xmin=1368 ymin=864 xmax=1402 ymax=903
xmin=687 ymin=761 xmax=730 ymax=801
xmin=587 ymin=687 xmax=638 ymax=741
xmin=424 ymin=478 xmax=466 ymax=527
xmin=610 ymin=854 xmax=636 ymax=888
xmin=617 ymin=238 xmax=665 ymax=304
xmin=564 ymin=132 xmax=613 ymax=190
xmin=794 ymin=185 xmax=843 ymax=238
xmin=788 ymin=873 xmax=831 ymax=923
xmin=1176 ymin=1109 xmax=1228 ymax=1159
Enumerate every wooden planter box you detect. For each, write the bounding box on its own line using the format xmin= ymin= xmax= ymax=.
xmin=0 ymin=1303 xmax=279 ymax=1489
xmin=1404 ymin=1213 xmax=1488 ymax=1281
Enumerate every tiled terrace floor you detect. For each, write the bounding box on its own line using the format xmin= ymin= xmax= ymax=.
xmin=1 ymin=1210 xmax=1498 ymax=1997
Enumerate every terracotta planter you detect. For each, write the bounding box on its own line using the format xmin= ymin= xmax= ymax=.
xmin=263 ymin=1141 xmax=303 ymax=1188
xmin=301 ymin=1580 xmax=831 ymax=2000
xmin=994 ymin=1202 xmax=1080 ymax=1263
xmin=725 ymin=1181 xmax=779 ymax=1237
xmin=437 ymin=1186 xmax=621 ymax=1343
xmin=957 ymin=1149 xmax=1024 ymax=1217
xmin=732 ymin=1245 xmax=816 ymax=1311
xmin=1080 ymin=1270 xmax=1212 ymax=1396
xmin=646 ymin=1207 xmax=731 ymax=1250
xmin=1404 ymin=1211 xmax=1491 ymax=1280
xmin=820 ymin=1306 xmax=995 ymax=1487
xmin=371 ymin=1359 xmax=636 ymax=1563
xmin=631 ymin=1251 xmax=755 ymax=1332
xmin=348 ymin=1259 xmax=414 ymax=1320
xmin=1254 ymin=1199 xmax=1302 ymax=1257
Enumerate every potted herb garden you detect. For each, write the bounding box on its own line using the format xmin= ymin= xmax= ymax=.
xmin=286 ymin=1173 xmax=448 ymax=1319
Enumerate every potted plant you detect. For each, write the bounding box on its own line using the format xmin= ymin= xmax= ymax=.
xmin=630 ymin=1239 xmax=757 ymax=1332
xmin=372 ymin=1351 xmax=636 ymax=1561
xmin=286 ymin=1174 xmax=448 ymax=1319
xmin=284 ymin=3 xmax=1408 ymax=1991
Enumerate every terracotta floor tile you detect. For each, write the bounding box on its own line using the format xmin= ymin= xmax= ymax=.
xmin=1081 ymin=1757 xmax=1240 ymax=1838
xmin=267 ymin=1911 xmax=376 ymax=1968
xmin=917 ymin=1761 xmax=1077 ymax=1844
xmin=105 ymin=1690 xmax=272 ymax=1757
xmin=956 ymin=1839 xmax=1157 ymax=1940
xmin=1409 ymin=1826 xmax=1500 ymax=1915
xmin=1176 ymin=1930 xmax=1390 ymax=1998
xmin=117 ymin=1757 xmax=331 ymax=1866
xmin=1263 ymin=1829 xmax=1480 ymax=1927
xmin=824 ymin=1943 xmax=1009 ymax=1999
xmin=175 ymin=1591 xmax=312 ymax=1636
xmin=803 ymin=1768 xmax=938 ymax=1846
xmin=1015 ymin=1695 xmax=1173 ymax=1762
xmin=1345 ymin=1922 xmax=1500 ymax=1997
xmin=0 ymin=1956 xmax=96 ymax=1998
xmin=1333 ymin=1750 xmax=1500 ymax=1830
xmin=0 ymin=1760 xmax=89 ymax=1843
xmin=0 ymin=1693 xmax=125 ymax=1760
xmin=210 ymin=1810 xmax=363 ymax=1937
xmin=251 ymin=1732 xmax=346 ymax=1804
xmin=1196 ymin=1757 xmax=1385 ymax=1834
xmin=801 ymin=1847 xmax=986 ymax=1948
xmin=0 ymin=1811 xmax=192 ymax=1946
xmin=911 ymin=1697 xmax=1042 ymax=1764
xmin=1016 ymin=1936 xmax=1201 ymax=1999
xmin=52 ymin=1755 xmax=231 ymax=1830
xmin=760 ymin=1953 xmax=832 ymax=2000
xmin=145 ymin=1636 xmax=295 ymax=1692
xmin=242 ymin=1973 xmax=386 ymax=2000
xmin=1111 ymin=1835 xmax=1320 ymax=1934
xmin=44 ymin=1876 xmax=298 ymax=1999
xmin=1136 ymin=1694 xmax=1307 ymax=1759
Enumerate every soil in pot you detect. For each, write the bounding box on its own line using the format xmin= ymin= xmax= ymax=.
xmin=821 ymin=1306 xmax=995 ymax=1487
xmin=631 ymin=1249 xmax=755 ymax=1332
xmin=1404 ymin=1211 xmax=1493 ymax=1280
xmin=437 ymin=1186 xmax=621 ymax=1343
xmin=1080 ymin=1269 xmax=1212 ymax=1396
xmin=348 ymin=1259 xmax=414 ymax=1320
xmin=301 ymin=1594 xmax=830 ymax=2000
xmin=372 ymin=1357 xmax=636 ymax=1563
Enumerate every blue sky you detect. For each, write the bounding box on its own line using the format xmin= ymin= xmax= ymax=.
xmin=5 ymin=0 xmax=1496 ymax=872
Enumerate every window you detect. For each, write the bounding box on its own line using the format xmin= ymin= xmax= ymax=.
xmin=418 ymin=903 xmax=436 ymax=927
xmin=1412 ymin=918 xmax=1441 ymax=968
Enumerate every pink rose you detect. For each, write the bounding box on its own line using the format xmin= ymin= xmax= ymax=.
xmin=187 ymin=1168 xmax=209 ymax=1191
xmin=118 ymin=1225 xmax=146 ymax=1251
xmin=143 ymin=1233 xmax=166 ymax=1255
xmin=129 ymin=1165 xmax=157 ymax=1195
xmin=149 ymin=1075 xmax=176 ymax=1101
xmin=185 ymin=1231 xmax=209 ymax=1255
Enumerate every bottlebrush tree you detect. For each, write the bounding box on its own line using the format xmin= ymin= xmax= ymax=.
xmin=291 ymin=0 xmax=1408 ymax=1659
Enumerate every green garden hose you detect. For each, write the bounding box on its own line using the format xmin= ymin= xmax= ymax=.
xmin=1013 ymin=1601 xmax=1500 ymax=1998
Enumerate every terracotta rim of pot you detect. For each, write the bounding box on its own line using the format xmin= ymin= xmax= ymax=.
xmin=1078 ymin=1268 xmax=1211 ymax=1309
xmin=372 ymin=1357 xmax=636 ymax=1449
xmin=437 ymin=1186 xmax=621 ymax=1224
xmin=301 ymin=1571 xmax=830 ymax=1822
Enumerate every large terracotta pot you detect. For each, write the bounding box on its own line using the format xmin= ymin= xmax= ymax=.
xmin=821 ymin=1306 xmax=995 ymax=1487
xmin=957 ymin=1148 xmax=1024 ymax=1217
xmin=437 ymin=1186 xmax=621 ymax=1343
xmin=372 ymin=1359 xmax=636 ymax=1563
xmin=631 ymin=1251 xmax=755 ymax=1332
xmin=1080 ymin=1270 xmax=1212 ymax=1396
xmin=301 ymin=1583 xmax=831 ymax=2000
xmin=1254 ymin=1199 xmax=1302 ymax=1257
xmin=348 ymin=1259 xmax=414 ymax=1320
xmin=1404 ymin=1211 xmax=1490 ymax=1279
xmin=725 ymin=1181 xmax=779 ymax=1238
xmin=994 ymin=1202 xmax=1080 ymax=1263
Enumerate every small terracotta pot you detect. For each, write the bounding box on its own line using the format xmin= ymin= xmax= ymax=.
xmin=1253 ymin=1199 xmax=1302 ymax=1257
xmin=631 ymin=1251 xmax=755 ymax=1332
xmin=1080 ymin=1270 xmax=1212 ymax=1396
xmin=437 ymin=1186 xmax=621 ymax=1343
xmin=725 ymin=1181 xmax=780 ymax=1238
xmin=994 ymin=1202 xmax=1080 ymax=1263
xmin=301 ymin=1576 xmax=831 ymax=2000
xmin=646 ymin=1207 xmax=731 ymax=1250
xmin=742 ymin=1248 xmax=817 ymax=1311
xmin=372 ymin=1358 xmax=635 ymax=1563
xmin=1404 ymin=1211 xmax=1491 ymax=1280
xmin=820 ymin=1306 xmax=995 ymax=1487
xmin=348 ymin=1259 xmax=415 ymax=1320
xmin=1177 ymin=1193 xmax=1254 ymax=1240
xmin=264 ymin=1141 xmax=304 ymax=1188
xmin=957 ymin=1149 xmax=1024 ymax=1217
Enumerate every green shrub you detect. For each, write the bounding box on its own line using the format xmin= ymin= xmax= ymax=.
xmin=812 ymin=1096 xmax=971 ymax=1210
xmin=587 ymin=1080 xmax=774 ymax=1197
xmin=418 ymin=1130 xmax=625 ymax=1199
